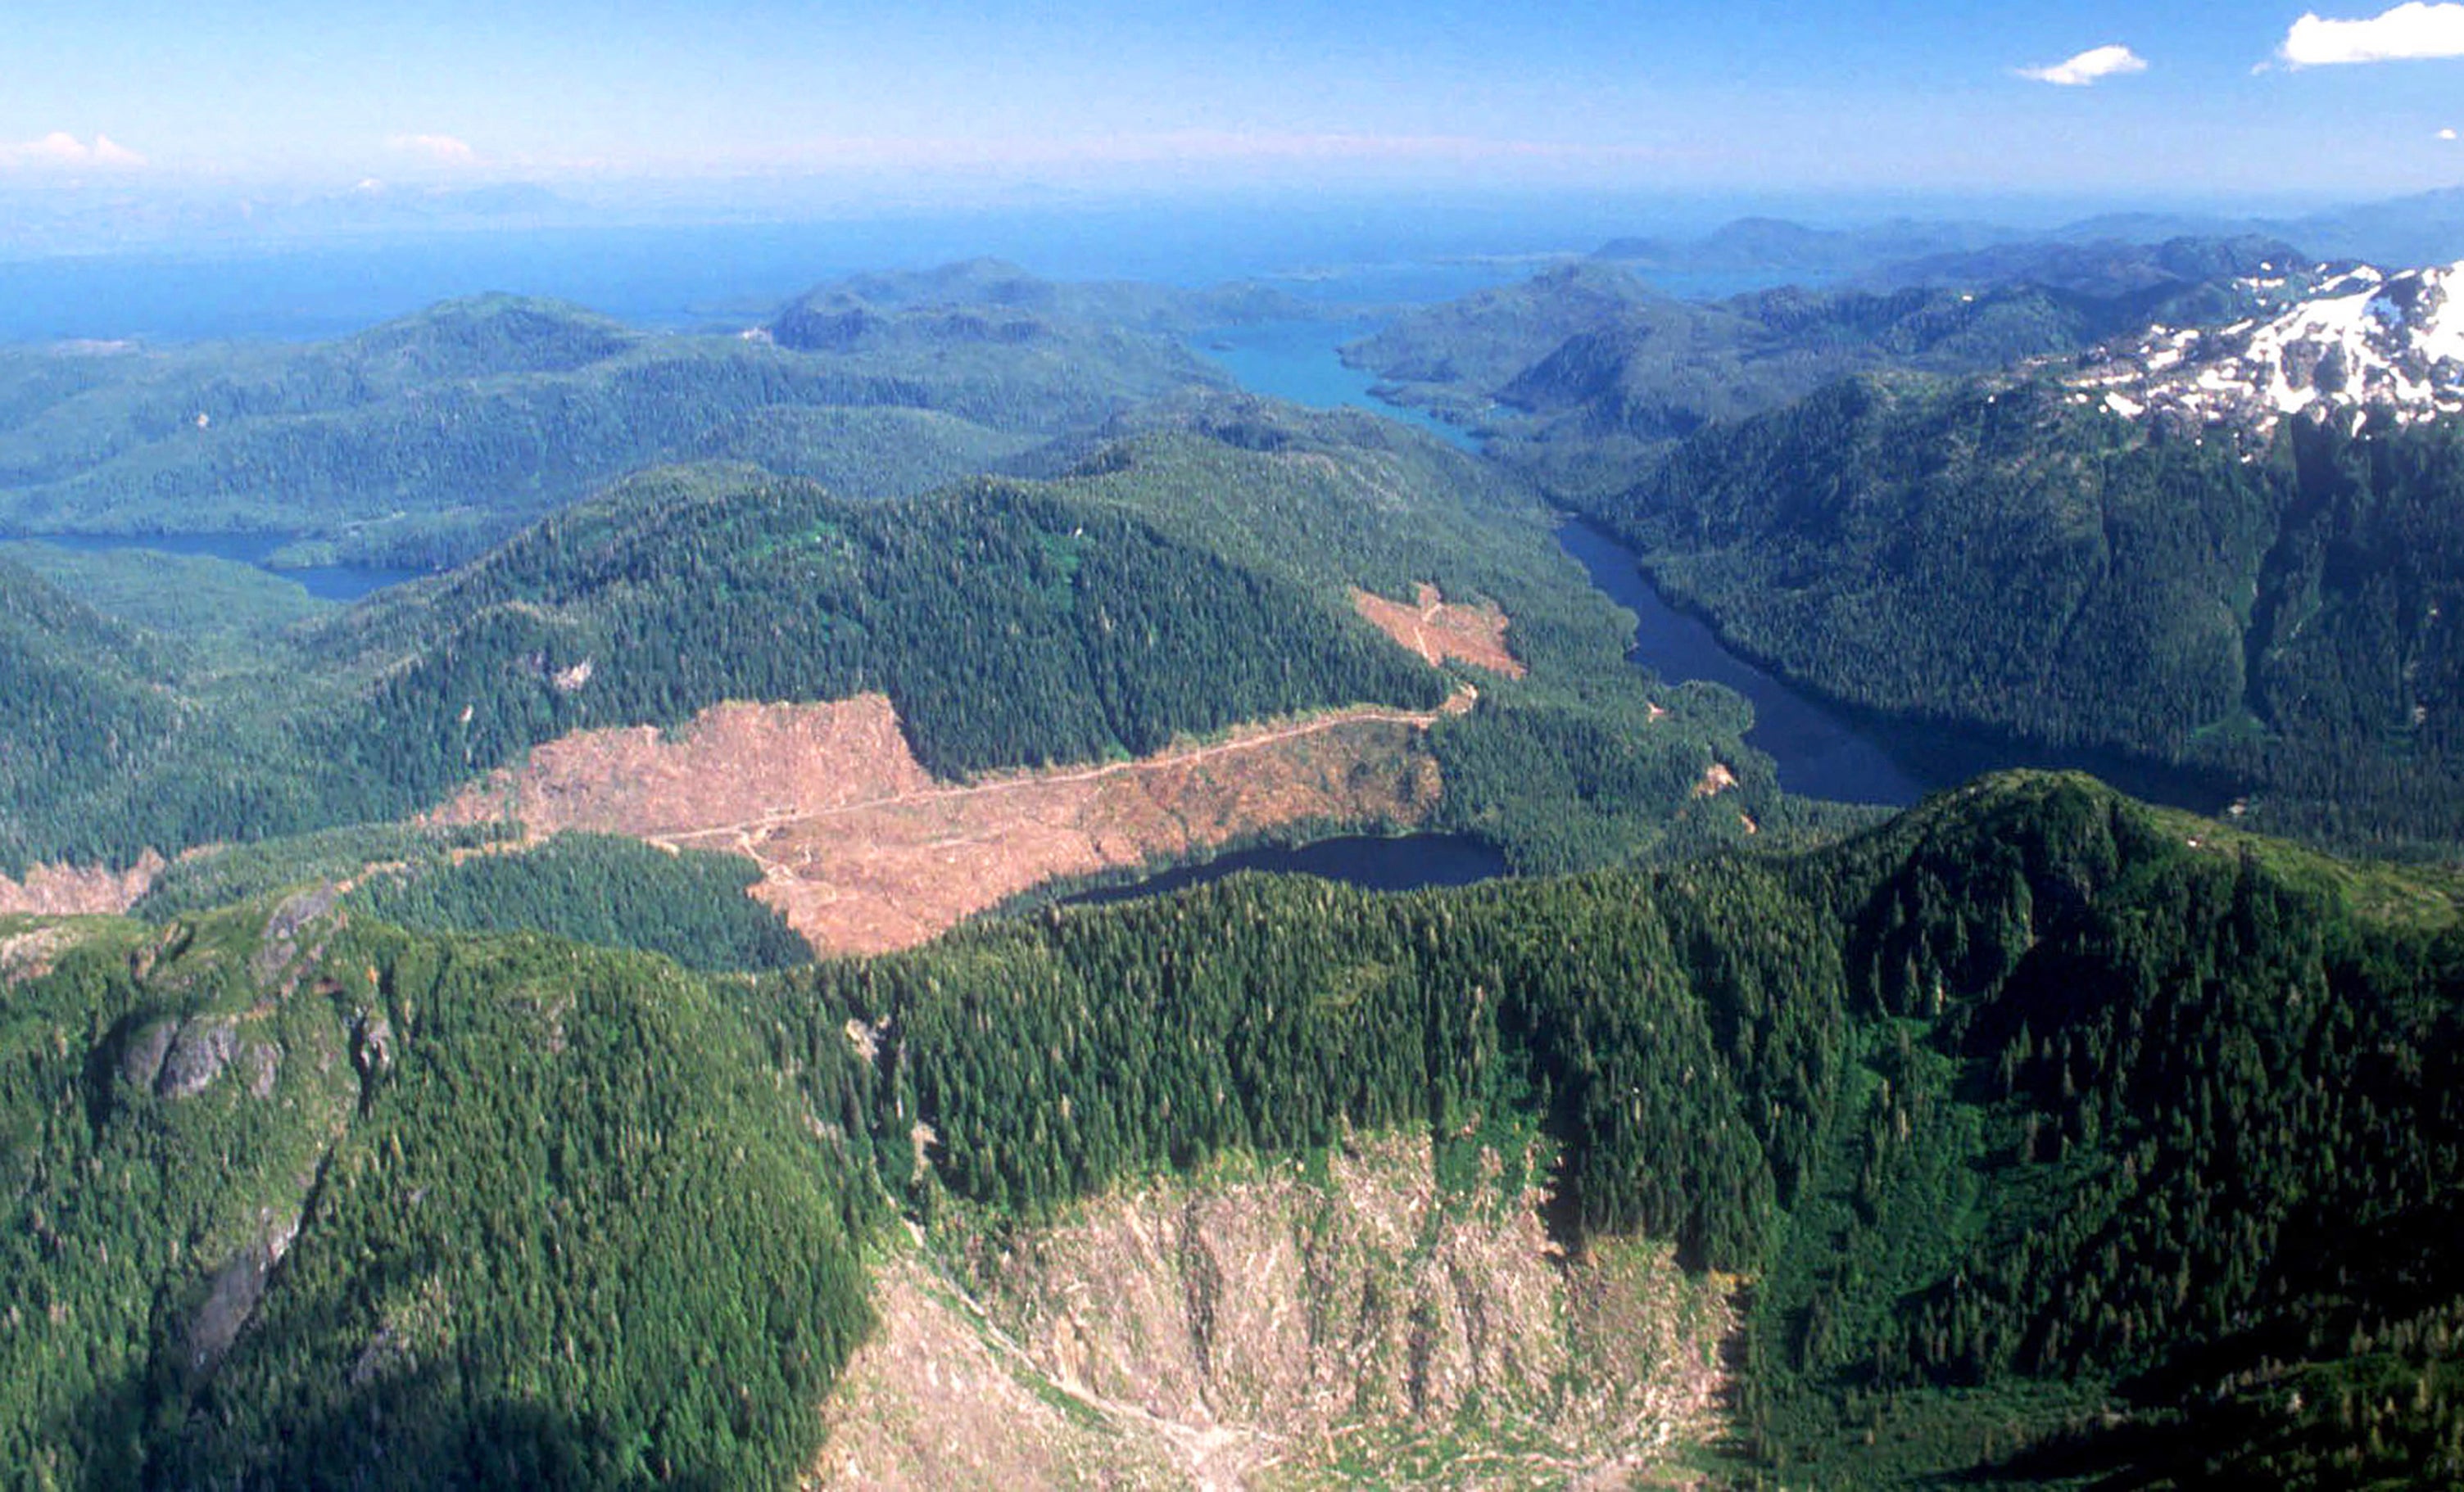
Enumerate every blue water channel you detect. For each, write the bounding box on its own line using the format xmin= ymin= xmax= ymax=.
xmin=1196 ymin=319 xmax=2237 ymax=817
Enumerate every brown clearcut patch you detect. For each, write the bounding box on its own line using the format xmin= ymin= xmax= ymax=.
xmin=430 ymin=693 xmax=1456 ymax=956
xmin=0 ymin=850 xmax=166 ymax=918
xmin=1692 ymin=762 xmax=1739 ymax=798
xmin=1351 ymin=582 xmax=1525 ymax=678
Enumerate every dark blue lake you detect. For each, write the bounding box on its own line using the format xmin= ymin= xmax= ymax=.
xmin=1555 ymin=519 xmax=1928 ymax=806
xmin=1558 ymin=518 xmax=2235 ymax=813
xmin=1061 ymin=834 xmax=1506 ymax=907
xmin=25 ymin=532 xmax=424 ymax=602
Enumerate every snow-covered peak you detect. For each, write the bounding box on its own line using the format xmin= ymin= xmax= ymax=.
xmin=2074 ymin=260 xmax=2464 ymax=439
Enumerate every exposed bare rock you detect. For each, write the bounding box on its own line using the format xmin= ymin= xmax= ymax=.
xmin=817 ymin=1135 xmax=1734 ymax=1490
xmin=243 ymin=1042 xmax=282 ymax=1099
xmin=182 ymin=1211 xmax=301 ymax=1379
xmin=251 ymin=885 xmax=342 ymax=989
xmin=120 ymin=1019 xmax=179 ymax=1089
xmin=351 ymin=1013 xmax=395 ymax=1080
xmin=156 ymin=1019 xmax=241 ymax=1099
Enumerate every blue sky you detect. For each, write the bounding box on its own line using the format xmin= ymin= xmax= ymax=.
xmin=2 ymin=1 xmax=2461 ymax=203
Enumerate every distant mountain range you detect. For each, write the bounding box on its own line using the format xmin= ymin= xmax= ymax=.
xmin=1585 ymin=188 xmax=2464 ymax=292
xmin=0 ymin=272 xmax=1239 ymax=565
xmin=1347 ymin=234 xmax=2306 ymax=496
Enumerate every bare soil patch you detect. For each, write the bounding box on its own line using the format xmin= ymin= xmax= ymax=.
xmin=1352 ymin=582 xmax=1526 ymax=677
xmin=0 ymin=851 xmax=165 ymax=918
xmin=432 ymin=694 xmax=1453 ymax=956
xmin=813 ymin=1135 xmax=1735 ymax=1490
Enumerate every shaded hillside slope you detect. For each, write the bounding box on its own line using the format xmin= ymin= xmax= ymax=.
xmin=1586 ymin=373 xmax=2464 ymax=853
xmin=13 ymin=772 xmax=2462 ymax=1487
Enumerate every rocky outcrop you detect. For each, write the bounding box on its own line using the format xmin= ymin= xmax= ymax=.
xmin=156 ymin=1019 xmax=240 ymax=1099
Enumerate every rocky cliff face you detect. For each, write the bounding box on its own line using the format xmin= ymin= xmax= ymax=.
xmin=814 ymin=1134 xmax=1734 ymax=1490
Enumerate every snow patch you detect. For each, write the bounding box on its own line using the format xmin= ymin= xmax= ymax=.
xmin=2074 ymin=259 xmax=2464 ymax=439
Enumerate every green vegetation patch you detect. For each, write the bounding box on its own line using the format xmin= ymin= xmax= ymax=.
xmin=347 ymin=832 xmax=812 ymax=973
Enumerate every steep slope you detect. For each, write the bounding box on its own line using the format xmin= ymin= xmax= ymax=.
xmin=1583 ymin=371 xmax=2464 ymax=853
xmin=0 ymin=558 xmax=182 ymax=875
xmin=763 ymin=771 xmax=2464 ymax=1487
xmin=13 ymin=774 xmax=2463 ymax=1486
xmin=0 ymin=902 xmax=872 ymax=1490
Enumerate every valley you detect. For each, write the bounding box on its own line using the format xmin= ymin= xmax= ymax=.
xmin=8 ymin=204 xmax=2464 ymax=1492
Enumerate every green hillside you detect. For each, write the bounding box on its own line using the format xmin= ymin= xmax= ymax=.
xmin=763 ymin=771 xmax=2464 ymax=1486
xmin=0 ymin=399 xmax=1795 ymax=883
xmin=0 ymin=907 xmax=872 ymax=1490
xmin=1583 ymin=373 xmax=2464 ymax=854
xmin=11 ymin=772 xmax=2457 ymax=1485
xmin=1346 ymin=239 xmax=2307 ymax=498
xmin=0 ymin=284 xmax=1221 ymax=567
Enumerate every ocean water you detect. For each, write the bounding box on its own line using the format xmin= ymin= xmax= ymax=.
xmin=1193 ymin=319 xmax=1481 ymax=452
xmin=0 ymin=199 xmax=1603 ymax=344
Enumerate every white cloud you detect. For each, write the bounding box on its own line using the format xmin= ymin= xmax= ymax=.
xmin=2444 ymin=126 xmax=2461 ymax=138
xmin=385 ymin=133 xmax=478 ymax=164
xmin=0 ymin=132 xmax=146 ymax=170
xmin=2018 ymin=44 xmax=2149 ymax=86
xmin=2282 ymin=3 xmax=2464 ymax=66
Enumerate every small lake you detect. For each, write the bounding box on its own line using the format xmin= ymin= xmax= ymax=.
xmin=24 ymin=532 xmax=424 ymax=602
xmin=1061 ymin=834 xmax=1507 ymax=908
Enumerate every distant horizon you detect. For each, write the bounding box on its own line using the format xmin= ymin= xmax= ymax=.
xmin=7 ymin=174 xmax=2464 ymax=346
xmin=9 ymin=3 xmax=2464 ymax=208
xmin=0 ymin=174 xmax=2422 ymax=267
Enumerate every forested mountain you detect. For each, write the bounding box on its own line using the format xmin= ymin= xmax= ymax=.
xmin=0 ymin=398 xmax=1790 ymax=883
xmin=1590 ymin=214 xmax=2020 ymax=281
xmin=1583 ymin=373 xmax=2464 ymax=853
xmin=0 ymin=902 xmax=874 ymax=1490
xmin=772 ymin=255 xmax=1313 ymax=336
xmin=0 ymin=280 xmax=1224 ymax=566
xmin=11 ymin=771 xmax=2459 ymax=1486
xmin=1346 ymin=237 xmax=2310 ymax=497
xmin=0 ymin=456 xmax=1433 ymax=870
xmin=769 ymin=771 xmax=2464 ymax=1486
